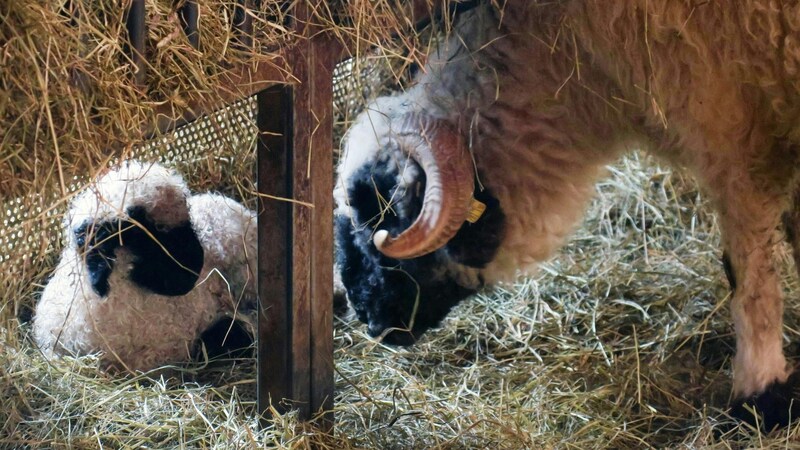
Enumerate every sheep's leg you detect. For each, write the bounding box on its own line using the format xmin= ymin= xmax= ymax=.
xmin=782 ymin=182 xmax=800 ymax=277
xmin=719 ymin=179 xmax=798 ymax=429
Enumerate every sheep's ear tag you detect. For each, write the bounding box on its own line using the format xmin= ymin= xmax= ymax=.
xmin=466 ymin=198 xmax=486 ymax=224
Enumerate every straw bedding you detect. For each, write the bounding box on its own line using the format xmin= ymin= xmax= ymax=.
xmin=8 ymin=152 xmax=800 ymax=448
xmin=4 ymin=1 xmax=800 ymax=448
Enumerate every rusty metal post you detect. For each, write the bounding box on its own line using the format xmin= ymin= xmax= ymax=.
xmin=125 ymin=0 xmax=146 ymax=87
xmin=178 ymin=0 xmax=200 ymax=49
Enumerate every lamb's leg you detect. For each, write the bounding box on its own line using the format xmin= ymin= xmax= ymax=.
xmin=718 ymin=177 xmax=797 ymax=430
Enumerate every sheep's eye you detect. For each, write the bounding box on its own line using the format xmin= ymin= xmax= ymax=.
xmin=73 ymin=221 xmax=92 ymax=249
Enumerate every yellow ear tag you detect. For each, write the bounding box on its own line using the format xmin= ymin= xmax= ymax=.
xmin=466 ymin=198 xmax=486 ymax=224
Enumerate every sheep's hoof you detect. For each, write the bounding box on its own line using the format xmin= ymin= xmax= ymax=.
xmin=731 ymin=371 xmax=800 ymax=431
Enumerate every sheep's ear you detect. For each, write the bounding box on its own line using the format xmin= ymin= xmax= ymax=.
xmin=124 ymin=206 xmax=204 ymax=296
xmin=444 ymin=187 xmax=505 ymax=269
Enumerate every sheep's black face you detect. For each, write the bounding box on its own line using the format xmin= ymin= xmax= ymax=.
xmin=75 ymin=205 xmax=204 ymax=297
xmin=336 ymin=160 xmax=505 ymax=346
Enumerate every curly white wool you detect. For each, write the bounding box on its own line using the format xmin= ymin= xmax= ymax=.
xmin=33 ymin=161 xmax=256 ymax=372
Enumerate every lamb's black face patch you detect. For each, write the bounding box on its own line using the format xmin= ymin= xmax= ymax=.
xmin=335 ymin=158 xmax=505 ymax=346
xmin=75 ymin=205 xmax=204 ymax=297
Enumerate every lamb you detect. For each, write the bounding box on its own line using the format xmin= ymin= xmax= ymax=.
xmin=334 ymin=1 xmax=800 ymax=430
xmin=33 ymin=160 xmax=257 ymax=372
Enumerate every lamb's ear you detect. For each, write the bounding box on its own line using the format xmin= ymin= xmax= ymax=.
xmin=124 ymin=206 xmax=204 ymax=296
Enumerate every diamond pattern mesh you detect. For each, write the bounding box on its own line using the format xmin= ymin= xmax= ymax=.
xmin=0 ymin=57 xmax=391 ymax=274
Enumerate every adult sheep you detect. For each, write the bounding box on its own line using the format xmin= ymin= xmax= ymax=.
xmin=34 ymin=160 xmax=257 ymax=372
xmin=334 ymin=1 xmax=800 ymax=430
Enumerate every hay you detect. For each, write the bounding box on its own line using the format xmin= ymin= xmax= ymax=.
xmin=0 ymin=0 xmax=427 ymax=317
xmin=0 ymin=0 xmax=429 ymax=197
xmin=1 ymin=0 xmax=279 ymax=195
xmin=5 ymin=1 xmax=800 ymax=448
xmin=6 ymin=153 xmax=800 ymax=448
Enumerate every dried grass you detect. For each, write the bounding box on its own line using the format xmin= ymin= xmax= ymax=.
xmin=0 ymin=0 xmax=426 ymax=320
xmin=7 ymin=153 xmax=800 ymax=448
xmin=5 ymin=1 xmax=800 ymax=449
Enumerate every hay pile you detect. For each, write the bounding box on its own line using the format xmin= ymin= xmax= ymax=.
xmin=5 ymin=0 xmax=800 ymax=448
xmin=7 ymin=152 xmax=800 ymax=448
xmin=0 ymin=0 xmax=428 ymax=195
xmin=0 ymin=0 xmax=427 ymax=322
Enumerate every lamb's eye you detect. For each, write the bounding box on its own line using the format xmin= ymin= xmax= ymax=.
xmin=74 ymin=232 xmax=86 ymax=248
xmin=73 ymin=221 xmax=92 ymax=248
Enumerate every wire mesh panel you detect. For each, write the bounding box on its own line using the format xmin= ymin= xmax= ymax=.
xmin=331 ymin=52 xmax=406 ymax=146
xmin=1 ymin=54 xmax=390 ymax=304
xmin=0 ymin=97 xmax=259 ymax=276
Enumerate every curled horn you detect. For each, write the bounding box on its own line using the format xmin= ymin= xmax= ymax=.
xmin=373 ymin=113 xmax=474 ymax=259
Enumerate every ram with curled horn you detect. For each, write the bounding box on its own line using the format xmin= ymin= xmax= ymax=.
xmin=334 ymin=1 xmax=800 ymax=430
xmin=370 ymin=112 xmax=477 ymax=259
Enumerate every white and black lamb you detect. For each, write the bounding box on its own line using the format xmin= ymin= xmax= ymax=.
xmin=33 ymin=160 xmax=257 ymax=372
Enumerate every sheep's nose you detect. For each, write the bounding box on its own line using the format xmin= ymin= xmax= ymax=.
xmin=367 ymin=322 xmax=386 ymax=338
